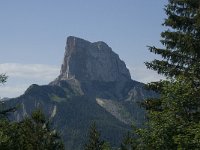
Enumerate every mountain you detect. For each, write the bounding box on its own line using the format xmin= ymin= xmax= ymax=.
xmin=0 ymin=97 xmax=10 ymax=101
xmin=5 ymin=36 xmax=156 ymax=149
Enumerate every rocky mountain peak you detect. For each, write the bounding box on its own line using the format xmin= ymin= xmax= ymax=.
xmin=56 ymin=36 xmax=131 ymax=83
xmin=6 ymin=36 xmax=157 ymax=150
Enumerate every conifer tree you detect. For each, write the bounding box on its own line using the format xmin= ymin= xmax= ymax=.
xmin=145 ymin=0 xmax=200 ymax=79
xmin=143 ymin=0 xmax=200 ymax=119
xmin=84 ymin=122 xmax=105 ymax=150
xmin=0 ymin=75 xmax=64 ymax=149
xmin=135 ymin=0 xmax=200 ymax=149
xmin=120 ymin=131 xmax=137 ymax=150
xmin=0 ymin=74 xmax=16 ymax=119
xmin=0 ymin=74 xmax=7 ymax=84
xmin=0 ymin=110 xmax=64 ymax=150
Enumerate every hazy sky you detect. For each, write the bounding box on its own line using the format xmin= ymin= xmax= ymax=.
xmin=0 ymin=0 xmax=166 ymax=98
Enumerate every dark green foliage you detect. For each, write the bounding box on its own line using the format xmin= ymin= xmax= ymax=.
xmin=6 ymin=82 xmax=134 ymax=149
xmin=145 ymin=0 xmax=200 ymax=79
xmin=102 ymin=142 xmax=112 ymax=150
xmin=84 ymin=122 xmax=108 ymax=150
xmin=135 ymin=0 xmax=200 ymax=149
xmin=0 ymin=76 xmax=64 ymax=149
xmin=0 ymin=74 xmax=16 ymax=119
xmin=0 ymin=74 xmax=7 ymax=84
xmin=0 ymin=110 xmax=64 ymax=150
xmin=120 ymin=131 xmax=137 ymax=150
xmin=135 ymin=77 xmax=200 ymax=149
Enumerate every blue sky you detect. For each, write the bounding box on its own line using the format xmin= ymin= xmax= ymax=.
xmin=0 ymin=0 xmax=166 ymax=98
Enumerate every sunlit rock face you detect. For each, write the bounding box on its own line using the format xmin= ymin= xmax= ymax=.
xmin=50 ymin=36 xmax=134 ymax=100
xmin=5 ymin=36 xmax=158 ymax=150
xmin=57 ymin=36 xmax=131 ymax=82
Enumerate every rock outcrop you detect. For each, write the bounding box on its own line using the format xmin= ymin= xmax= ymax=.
xmin=50 ymin=36 xmax=135 ymax=100
xmin=53 ymin=36 xmax=131 ymax=83
xmin=5 ymin=36 xmax=157 ymax=150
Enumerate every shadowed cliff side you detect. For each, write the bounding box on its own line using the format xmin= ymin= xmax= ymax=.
xmin=5 ymin=36 xmax=157 ymax=150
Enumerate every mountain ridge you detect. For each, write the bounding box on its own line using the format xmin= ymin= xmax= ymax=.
xmin=5 ymin=36 xmax=156 ymax=149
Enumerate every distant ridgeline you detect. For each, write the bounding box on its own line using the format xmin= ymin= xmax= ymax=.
xmin=5 ymin=36 xmax=157 ymax=150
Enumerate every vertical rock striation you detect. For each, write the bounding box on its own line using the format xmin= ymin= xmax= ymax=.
xmin=56 ymin=36 xmax=131 ymax=83
xmin=6 ymin=36 xmax=158 ymax=150
xmin=50 ymin=36 xmax=134 ymax=99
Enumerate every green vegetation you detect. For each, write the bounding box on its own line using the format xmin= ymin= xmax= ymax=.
xmin=2 ymin=0 xmax=200 ymax=149
xmin=0 ymin=74 xmax=7 ymax=84
xmin=84 ymin=122 xmax=111 ymax=150
xmin=0 ymin=110 xmax=64 ymax=150
xmin=0 ymin=75 xmax=64 ymax=150
xmin=122 ymin=0 xmax=200 ymax=149
xmin=125 ymin=77 xmax=200 ymax=149
xmin=120 ymin=131 xmax=136 ymax=150
xmin=50 ymin=94 xmax=66 ymax=102
xmin=0 ymin=74 xmax=16 ymax=119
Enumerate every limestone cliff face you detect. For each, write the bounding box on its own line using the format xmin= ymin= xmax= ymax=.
xmin=5 ymin=36 xmax=158 ymax=150
xmin=57 ymin=36 xmax=131 ymax=82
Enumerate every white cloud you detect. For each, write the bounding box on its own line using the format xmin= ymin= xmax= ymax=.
xmin=0 ymin=63 xmax=60 ymax=98
xmin=0 ymin=63 xmax=165 ymax=98
xmin=128 ymin=66 xmax=165 ymax=83
xmin=0 ymin=63 xmax=60 ymax=81
xmin=0 ymin=84 xmax=28 ymax=98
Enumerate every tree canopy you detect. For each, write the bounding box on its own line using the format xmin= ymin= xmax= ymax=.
xmin=84 ymin=122 xmax=111 ymax=150
xmin=128 ymin=0 xmax=200 ymax=149
xmin=0 ymin=110 xmax=64 ymax=150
